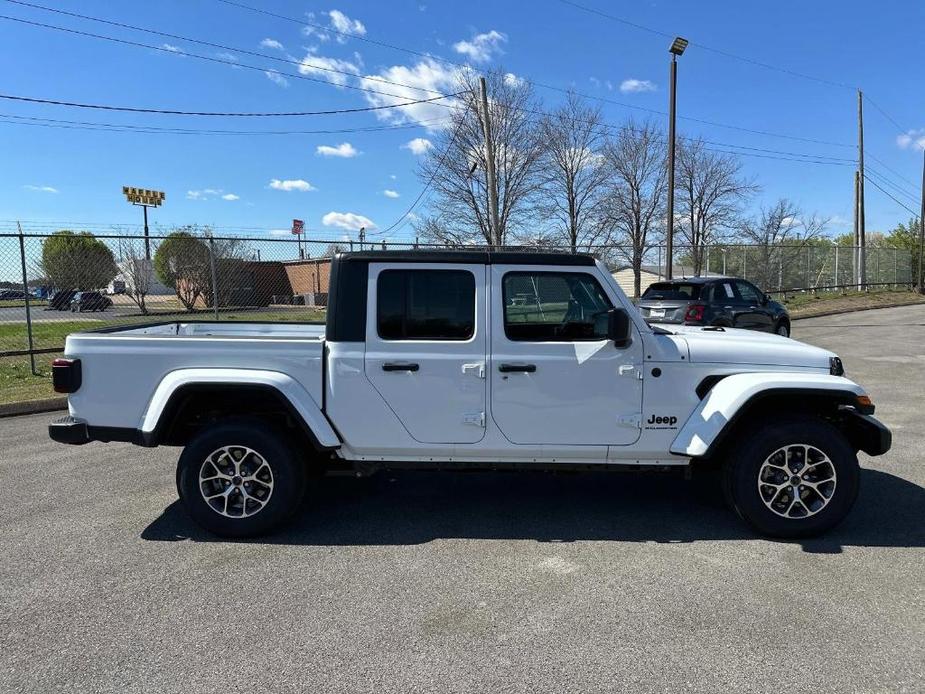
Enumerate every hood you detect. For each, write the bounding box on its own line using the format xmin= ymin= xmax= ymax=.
xmin=665 ymin=325 xmax=835 ymax=370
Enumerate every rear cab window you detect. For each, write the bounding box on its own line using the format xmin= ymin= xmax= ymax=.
xmin=376 ymin=269 xmax=475 ymax=340
xmin=641 ymin=283 xmax=701 ymax=300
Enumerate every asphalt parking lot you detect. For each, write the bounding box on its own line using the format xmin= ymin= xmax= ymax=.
xmin=2 ymin=305 xmax=923 ymax=694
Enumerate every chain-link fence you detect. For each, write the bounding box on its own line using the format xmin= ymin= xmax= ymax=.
xmin=0 ymin=230 xmax=917 ymax=367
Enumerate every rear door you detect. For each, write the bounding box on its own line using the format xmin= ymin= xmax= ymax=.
xmin=364 ymin=262 xmax=487 ymax=444
xmin=489 ymin=266 xmax=643 ymax=446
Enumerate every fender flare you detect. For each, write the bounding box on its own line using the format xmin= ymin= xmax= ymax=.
xmin=140 ymin=368 xmax=340 ymax=450
xmin=670 ymin=372 xmax=865 ymax=458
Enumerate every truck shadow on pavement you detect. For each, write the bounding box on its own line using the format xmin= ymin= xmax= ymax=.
xmin=142 ymin=468 xmax=925 ymax=553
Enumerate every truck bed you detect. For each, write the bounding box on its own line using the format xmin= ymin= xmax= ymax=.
xmin=64 ymin=321 xmax=327 ymax=430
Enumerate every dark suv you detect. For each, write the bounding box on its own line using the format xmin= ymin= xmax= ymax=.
xmin=637 ymin=277 xmax=790 ymax=336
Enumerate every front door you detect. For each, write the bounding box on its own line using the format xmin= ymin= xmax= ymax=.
xmin=364 ymin=262 xmax=487 ymax=444
xmin=732 ymin=280 xmax=774 ymax=331
xmin=489 ymin=266 xmax=643 ymax=446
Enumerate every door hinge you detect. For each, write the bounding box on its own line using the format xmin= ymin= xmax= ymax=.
xmin=462 ymin=362 xmax=486 ymax=379
xmin=616 ymin=414 xmax=641 ymax=429
xmin=463 ymin=411 xmax=486 ymax=427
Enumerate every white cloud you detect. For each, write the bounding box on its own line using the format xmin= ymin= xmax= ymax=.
xmin=360 ymin=58 xmax=459 ymax=128
xmin=316 ymin=142 xmax=359 ymax=158
xmin=221 ymin=193 xmax=240 ymax=201
xmin=389 ymin=174 xmax=397 ymax=180
xmin=269 ymin=178 xmax=316 ymax=192
xmin=303 ymin=9 xmax=366 ymax=44
xmin=503 ymin=72 xmax=524 ymax=88
xmin=897 ymin=129 xmax=925 ymax=151
xmin=620 ymin=79 xmax=656 ymax=94
xmin=260 ymin=38 xmax=284 ymax=50
xmin=383 ymin=189 xmax=400 ymax=198
xmin=402 ymin=137 xmax=433 ymax=155
xmin=298 ymin=51 xmax=360 ymax=87
xmin=328 ymin=10 xmax=366 ymax=41
xmin=187 ymin=188 xmax=238 ymax=200
xmin=323 ymin=211 xmax=376 ymax=231
xmin=453 ymin=30 xmax=507 ymax=63
xmin=24 ymin=184 xmax=58 ymax=193
xmin=216 ymin=52 xmax=242 ymax=69
xmin=268 ymin=229 xmax=292 ymax=236
xmin=161 ymin=43 xmax=185 ymax=56
xmin=265 ymin=70 xmax=289 ymax=87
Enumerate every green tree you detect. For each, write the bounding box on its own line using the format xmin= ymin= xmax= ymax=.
xmin=153 ymin=229 xmax=211 ymax=311
xmin=40 ymin=230 xmax=117 ymax=291
xmin=884 ymin=217 xmax=922 ymax=286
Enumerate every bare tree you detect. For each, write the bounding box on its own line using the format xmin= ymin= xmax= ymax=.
xmin=603 ymin=120 xmax=668 ymax=297
xmin=536 ymin=92 xmax=611 ymax=252
xmin=418 ymin=68 xmax=544 ymax=245
xmin=674 ymin=138 xmax=758 ymax=275
xmin=739 ymin=199 xmax=829 ymax=290
xmin=117 ymin=238 xmax=152 ymax=315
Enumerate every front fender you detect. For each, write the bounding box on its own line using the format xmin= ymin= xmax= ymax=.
xmin=141 ymin=368 xmax=340 ymax=449
xmin=670 ymin=372 xmax=865 ymax=457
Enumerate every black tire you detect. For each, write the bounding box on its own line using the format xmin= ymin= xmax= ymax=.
xmin=176 ymin=418 xmax=307 ymax=538
xmin=723 ymin=415 xmax=859 ymax=538
xmin=774 ymin=321 xmax=790 ymax=337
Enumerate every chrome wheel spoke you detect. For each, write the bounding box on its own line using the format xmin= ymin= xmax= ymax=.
xmin=199 ymin=445 xmax=274 ymax=519
xmin=757 ymin=443 xmax=836 ymax=520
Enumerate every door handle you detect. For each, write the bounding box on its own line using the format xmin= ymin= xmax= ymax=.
xmin=382 ymin=362 xmax=419 ymax=372
xmin=498 ymin=363 xmax=536 ymax=373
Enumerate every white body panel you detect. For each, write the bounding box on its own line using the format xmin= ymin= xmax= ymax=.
xmin=61 ymin=261 xmax=873 ymax=468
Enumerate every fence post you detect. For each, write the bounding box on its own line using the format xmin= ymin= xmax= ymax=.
xmin=834 ymin=246 xmax=839 ymax=287
xmin=208 ymin=236 xmax=219 ymax=321
xmin=17 ymin=222 xmax=38 ymax=375
xmin=657 ymin=245 xmax=662 ymax=279
xmin=742 ymin=247 xmax=747 ymax=279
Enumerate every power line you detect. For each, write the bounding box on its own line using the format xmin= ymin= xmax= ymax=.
xmin=554 ymin=0 xmax=855 ymax=90
xmin=863 ymin=93 xmax=910 ymax=136
xmin=866 ymin=151 xmax=919 ymax=189
xmin=0 ymin=111 xmax=451 ymax=135
xmin=0 ymin=13 xmax=460 ymax=105
xmin=865 ymin=166 xmax=919 ymax=204
xmin=0 ymin=91 xmax=459 ymax=117
xmin=864 ymin=175 xmax=919 ymax=216
xmin=1 ymin=0 xmax=446 ymax=98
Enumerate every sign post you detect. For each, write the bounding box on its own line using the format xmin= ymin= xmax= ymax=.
xmin=122 ymin=187 xmax=165 ymax=260
xmin=291 ymin=218 xmax=305 ymax=260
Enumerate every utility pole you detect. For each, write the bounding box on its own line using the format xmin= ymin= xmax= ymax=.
xmin=857 ymin=90 xmax=867 ymax=289
xmin=918 ymin=149 xmax=925 ymax=293
xmin=479 ymin=76 xmax=500 ymax=246
xmin=853 ymin=170 xmax=860 ymax=289
xmin=665 ymin=37 xmax=688 ymax=280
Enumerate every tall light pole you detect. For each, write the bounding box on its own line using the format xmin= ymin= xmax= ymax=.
xmin=918 ymin=148 xmax=924 ymax=294
xmin=479 ymin=76 xmax=501 ymax=246
xmin=665 ymin=36 xmax=688 ymax=280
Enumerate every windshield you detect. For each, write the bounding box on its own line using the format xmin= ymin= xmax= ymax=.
xmin=641 ymin=283 xmax=701 ymax=301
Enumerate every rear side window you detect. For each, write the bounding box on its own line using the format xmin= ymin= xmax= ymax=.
xmin=503 ymin=271 xmax=613 ymax=341
xmin=641 ymin=283 xmax=701 ymax=300
xmin=377 ymin=269 xmax=475 ymax=340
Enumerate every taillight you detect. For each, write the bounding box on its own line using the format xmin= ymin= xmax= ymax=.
xmin=684 ymin=304 xmax=706 ymax=323
xmin=52 ymin=358 xmax=81 ymax=393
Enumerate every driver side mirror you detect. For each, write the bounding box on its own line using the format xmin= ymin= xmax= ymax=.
xmin=761 ymin=293 xmax=770 ymax=306
xmin=607 ymin=308 xmax=633 ymax=349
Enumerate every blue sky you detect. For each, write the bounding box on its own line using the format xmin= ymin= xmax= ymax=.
xmin=0 ymin=0 xmax=922 ymax=244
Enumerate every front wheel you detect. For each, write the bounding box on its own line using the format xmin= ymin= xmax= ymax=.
xmin=176 ymin=419 xmax=307 ymax=537
xmin=775 ymin=321 xmax=790 ymax=337
xmin=723 ymin=416 xmax=859 ymax=538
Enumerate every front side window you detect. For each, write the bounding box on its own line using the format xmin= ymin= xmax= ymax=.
xmin=503 ymin=271 xmax=614 ymax=341
xmin=377 ymin=269 xmax=475 ymax=340
xmin=734 ymin=280 xmax=762 ymax=304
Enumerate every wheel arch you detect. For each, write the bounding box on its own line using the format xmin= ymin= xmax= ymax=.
xmin=141 ymin=369 xmax=340 ymax=451
xmin=671 ymin=372 xmax=871 ymax=460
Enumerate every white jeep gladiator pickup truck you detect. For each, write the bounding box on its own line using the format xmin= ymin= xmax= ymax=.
xmin=48 ymin=250 xmax=890 ymax=538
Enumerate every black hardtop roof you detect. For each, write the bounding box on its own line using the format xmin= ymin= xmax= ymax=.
xmin=335 ymin=249 xmax=596 ymax=266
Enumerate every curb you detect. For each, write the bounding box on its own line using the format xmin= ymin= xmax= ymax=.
xmin=791 ymin=298 xmax=925 ymax=321
xmin=0 ymin=397 xmax=67 ymax=418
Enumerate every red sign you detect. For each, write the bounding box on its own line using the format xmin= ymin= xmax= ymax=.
xmin=291 ymin=219 xmax=304 ymax=235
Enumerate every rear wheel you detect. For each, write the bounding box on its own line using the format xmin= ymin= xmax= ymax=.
xmin=176 ymin=419 xmax=307 ymax=537
xmin=723 ymin=416 xmax=859 ymax=538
